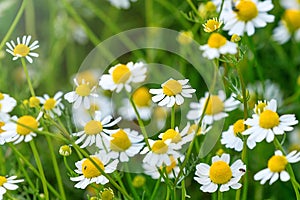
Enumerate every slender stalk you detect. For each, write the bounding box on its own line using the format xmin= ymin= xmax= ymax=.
xmin=149 ymin=179 xmax=161 ymax=200
xmin=217 ymin=0 xmax=225 ymax=19
xmin=114 ymin=172 xmax=129 ymax=198
xmin=45 ymin=136 xmax=66 ymax=200
xmin=181 ymin=179 xmax=186 ymax=200
xmin=21 ymin=58 xmax=35 ymax=97
xmin=171 ymin=106 xmax=176 ymax=129
xmin=218 ymin=190 xmax=223 ymax=200
xmin=0 ymin=0 xmax=28 ymax=51
xmin=124 ymin=164 xmax=140 ymax=200
xmin=0 ymin=147 xmax=6 ymax=174
xmin=25 ymin=0 xmax=36 ymax=36
xmin=63 ymin=156 xmax=74 ymax=175
xmin=29 ymin=140 xmax=49 ymax=200
xmin=185 ymin=0 xmax=202 ymax=19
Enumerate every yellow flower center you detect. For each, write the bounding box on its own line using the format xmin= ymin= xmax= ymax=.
xmin=205 ymin=95 xmax=224 ymax=115
xmin=230 ymin=34 xmax=241 ymax=42
xmin=112 ymin=64 xmax=131 ymax=84
xmin=152 ymin=140 xmax=168 ymax=154
xmin=75 ymin=84 xmax=91 ymax=97
xmin=209 ymin=160 xmax=232 ymax=184
xmin=101 ymin=188 xmax=114 ymax=200
xmin=205 ymin=2 xmax=217 ymax=12
xmin=84 ymin=120 xmax=103 ymax=135
xmin=13 ymin=44 xmax=30 ymax=57
xmin=162 ymin=80 xmax=182 ymax=96
xmin=203 ymin=18 xmax=222 ymax=33
xmin=268 ymin=155 xmax=288 ymax=172
xmin=283 ymin=9 xmax=300 ymax=32
xmin=161 ymin=156 xmax=177 ymax=174
xmin=0 ymin=176 xmax=7 ymax=186
xmin=255 ymin=102 xmax=267 ymax=114
xmin=82 ymin=157 xmax=104 ymax=178
xmin=162 ymin=129 xmax=182 ymax=143
xmin=0 ymin=121 xmax=5 ymax=134
xmin=0 ymin=93 xmax=4 ymax=100
xmin=207 ymin=33 xmax=227 ymax=48
xmin=44 ymin=98 xmax=56 ymax=110
xmin=17 ymin=115 xmax=38 ymax=135
xmin=132 ymin=87 xmax=151 ymax=107
xmin=235 ymin=0 xmax=258 ymax=22
xmin=110 ymin=129 xmax=132 ymax=152
xmin=76 ymin=71 xmax=97 ymax=87
xmin=259 ymin=110 xmax=280 ymax=129
xmin=29 ymin=96 xmax=40 ymax=108
xmin=233 ymin=119 xmax=245 ymax=136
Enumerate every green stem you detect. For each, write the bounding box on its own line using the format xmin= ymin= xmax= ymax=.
xmin=45 ymin=136 xmax=66 ymax=200
xmin=63 ymin=156 xmax=74 ymax=175
xmin=25 ymin=0 xmax=36 ymax=36
xmin=29 ymin=140 xmax=49 ymax=200
xmin=124 ymin=166 xmax=140 ymax=200
xmin=185 ymin=0 xmax=202 ymax=19
xmin=0 ymin=147 xmax=6 ymax=174
xmin=149 ymin=178 xmax=161 ymax=200
xmin=114 ymin=172 xmax=129 ymax=198
xmin=0 ymin=0 xmax=28 ymax=51
xmin=171 ymin=106 xmax=176 ymax=129
xmin=181 ymin=179 xmax=186 ymax=200
xmin=218 ymin=190 xmax=223 ymax=200
xmin=217 ymin=0 xmax=225 ymax=19
xmin=21 ymin=57 xmax=35 ymax=97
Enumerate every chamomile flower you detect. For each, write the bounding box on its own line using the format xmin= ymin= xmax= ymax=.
xmin=118 ymin=87 xmax=152 ymax=121
xmin=199 ymin=33 xmax=237 ymax=60
xmin=194 ymin=153 xmax=246 ymax=193
xmin=273 ymin=9 xmax=300 ymax=44
xmin=244 ymin=99 xmax=298 ymax=149
xmin=99 ymin=62 xmax=147 ymax=93
xmin=0 ymin=175 xmax=24 ymax=199
xmin=143 ymin=156 xmax=183 ymax=180
xmin=0 ymin=117 xmax=15 ymax=145
xmin=140 ymin=139 xmax=181 ymax=167
xmin=64 ymin=79 xmax=98 ymax=109
xmin=187 ymin=90 xmax=240 ymax=125
xmin=254 ymin=150 xmax=300 ymax=185
xmin=221 ymin=119 xmax=245 ymax=152
xmin=107 ymin=0 xmax=137 ymax=9
xmin=38 ymin=91 xmax=64 ymax=118
xmin=72 ymin=111 xmax=121 ymax=149
xmin=70 ymin=154 xmax=119 ymax=189
xmin=222 ymin=0 xmax=275 ymax=36
xmin=203 ymin=18 xmax=223 ymax=33
xmin=150 ymin=78 xmax=195 ymax=107
xmin=6 ymin=35 xmax=39 ymax=63
xmin=99 ymin=128 xmax=145 ymax=162
xmin=2 ymin=114 xmax=42 ymax=144
xmin=158 ymin=124 xmax=194 ymax=146
xmin=0 ymin=92 xmax=17 ymax=115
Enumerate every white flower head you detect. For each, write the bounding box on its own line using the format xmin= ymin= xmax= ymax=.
xmin=0 ymin=175 xmax=24 ymax=199
xmin=3 ymin=114 xmax=43 ymax=144
xmin=221 ymin=119 xmax=245 ymax=152
xmin=222 ymin=0 xmax=275 ymax=36
xmin=200 ymin=33 xmax=237 ymax=60
xmin=158 ymin=124 xmax=194 ymax=146
xmin=254 ymin=150 xmax=300 ymax=185
xmin=150 ymin=78 xmax=195 ymax=108
xmin=140 ymin=139 xmax=182 ymax=167
xmin=244 ymin=99 xmax=298 ymax=149
xmin=38 ymin=91 xmax=64 ymax=118
xmin=6 ymin=35 xmax=39 ymax=63
xmin=99 ymin=128 xmax=145 ymax=162
xmin=0 ymin=92 xmax=17 ymax=114
xmin=72 ymin=111 xmax=121 ymax=149
xmin=107 ymin=0 xmax=137 ymax=9
xmin=99 ymin=62 xmax=147 ymax=93
xmin=187 ymin=90 xmax=240 ymax=125
xmin=70 ymin=154 xmax=119 ymax=189
xmin=0 ymin=117 xmax=13 ymax=145
xmin=64 ymin=79 xmax=98 ymax=109
xmin=194 ymin=153 xmax=246 ymax=193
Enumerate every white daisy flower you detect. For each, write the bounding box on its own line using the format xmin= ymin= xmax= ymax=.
xmin=150 ymin=78 xmax=195 ymax=107
xmin=64 ymin=79 xmax=98 ymax=109
xmin=200 ymin=33 xmax=237 ymax=60
xmin=107 ymin=0 xmax=137 ymax=9
xmin=72 ymin=111 xmax=121 ymax=149
xmin=273 ymin=9 xmax=300 ymax=44
xmin=158 ymin=124 xmax=194 ymax=146
xmin=70 ymin=154 xmax=119 ymax=189
xmin=194 ymin=153 xmax=246 ymax=193
xmin=0 ymin=175 xmax=24 ymax=199
xmin=99 ymin=128 xmax=145 ymax=162
xmin=99 ymin=62 xmax=147 ymax=93
xmin=3 ymin=114 xmax=43 ymax=144
xmin=38 ymin=91 xmax=64 ymax=118
xmin=221 ymin=119 xmax=245 ymax=152
xmin=222 ymin=0 xmax=275 ymax=36
xmin=6 ymin=35 xmax=39 ymax=63
xmin=140 ymin=139 xmax=181 ymax=167
xmin=254 ymin=150 xmax=300 ymax=185
xmin=0 ymin=117 xmax=15 ymax=145
xmin=244 ymin=99 xmax=298 ymax=149
xmin=187 ymin=90 xmax=240 ymax=125
xmin=72 ymin=94 xmax=113 ymax=128
xmin=143 ymin=156 xmax=183 ymax=180
xmin=0 ymin=92 xmax=17 ymax=114
xmin=118 ymin=87 xmax=152 ymax=121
